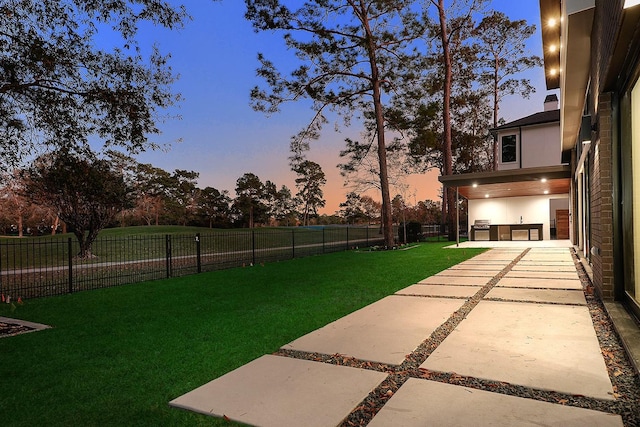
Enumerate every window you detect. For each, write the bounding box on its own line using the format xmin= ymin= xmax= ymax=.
xmin=501 ymin=135 xmax=517 ymax=163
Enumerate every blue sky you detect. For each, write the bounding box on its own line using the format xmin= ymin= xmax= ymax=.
xmin=131 ymin=0 xmax=554 ymax=214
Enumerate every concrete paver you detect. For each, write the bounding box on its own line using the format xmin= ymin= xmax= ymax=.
xmin=420 ymin=276 xmax=490 ymax=286
xmin=505 ymin=270 xmax=580 ymax=280
xmin=397 ymin=284 xmax=481 ymax=298
xmin=450 ymin=263 xmax=509 ymax=271
xmin=435 ymin=269 xmax=498 ymax=277
xmin=282 ymin=295 xmax=465 ymax=365
xmin=521 ymin=254 xmax=574 ymax=262
xmin=511 ymin=265 xmax=578 ymax=272
xmin=466 ymin=253 xmax=522 ymax=262
xmin=485 ymin=287 xmax=587 ymax=305
xmin=496 ymin=277 xmax=582 ymax=290
xmin=170 ymin=355 xmax=387 ymax=427
xmin=368 ymin=379 xmax=623 ymax=427
xmin=421 ymin=300 xmax=614 ymax=400
xmin=517 ymin=260 xmax=575 ymax=265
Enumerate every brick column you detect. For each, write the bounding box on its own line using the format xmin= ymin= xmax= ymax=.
xmin=591 ymin=92 xmax=615 ymax=299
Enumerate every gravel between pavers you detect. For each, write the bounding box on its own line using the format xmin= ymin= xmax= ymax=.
xmin=275 ymin=248 xmax=640 ymax=426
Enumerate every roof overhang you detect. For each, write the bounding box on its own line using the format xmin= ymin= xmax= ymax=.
xmin=438 ymin=165 xmax=571 ymax=200
xmin=604 ymin=2 xmax=640 ymax=90
xmin=540 ymin=0 xmax=594 ymax=152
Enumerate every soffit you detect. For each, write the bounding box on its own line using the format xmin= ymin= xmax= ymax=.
xmin=439 ymin=166 xmax=571 ymax=200
xmin=560 ymin=4 xmax=594 ymax=152
xmin=539 ymin=0 xmax=595 ymax=152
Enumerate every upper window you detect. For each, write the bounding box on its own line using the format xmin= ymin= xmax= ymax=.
xmin=501 ymin=135 xmax=517 ymax=163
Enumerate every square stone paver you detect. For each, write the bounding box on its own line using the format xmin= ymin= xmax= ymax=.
xmin=435 ymin=269 xmax=498 ymax=277
xmin=485 ymin=287 xmax=587 ymax=305
xmin=517 ymin=260 xmax=575 ymax=266
xmin=468 ymin=253 xmax=520 ymax=262
xmin=456 ymin=260 xmax=511 ymax=266
xmin=421 ymin=300 xmax=614 ymax=400
xmin=368 ymin=379 xmax=623 ymax=427
xmin=420 ymin=276 xmax=490 ymax=286
xmin=170 ymin=355 xmax=387 ymax=427
xmin=505 ymin=270 xmax=579 ymax=280
xmin=496 ymin=277 xmax=583 ymax=290
xmin=397 ymin=284 xmax=481 ymax=298
xmin=450 ymin=264 xmax=507 ymax=271
xmin=511 ymin=264 xmax=578 ymax=272
xmin=521 ymin=254 xmax=573 ymax=262
xmin=283 ymin=295 xmax=464 ymax=365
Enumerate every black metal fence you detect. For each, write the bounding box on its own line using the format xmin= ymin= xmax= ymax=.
xmin=0 ymin=226 xmax=390 ymax=299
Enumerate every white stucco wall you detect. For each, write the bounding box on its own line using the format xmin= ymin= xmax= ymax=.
xmin=496 ymin=122 xmax=562 ymax=171
xmin=521 ymin=124 xmax=562 ymax=168
xmin=468 ymin=195 xmax=569 ymax=240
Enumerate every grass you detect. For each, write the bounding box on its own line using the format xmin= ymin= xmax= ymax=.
xmin=0 ymin=243 xmax=484 ymax=427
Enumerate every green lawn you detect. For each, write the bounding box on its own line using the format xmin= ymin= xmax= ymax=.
xmin=0 ymin=243 xmax=483 ymax=427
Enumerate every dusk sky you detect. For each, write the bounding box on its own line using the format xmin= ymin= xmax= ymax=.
xmin=131 ymin=0 xmax=556 ymax=214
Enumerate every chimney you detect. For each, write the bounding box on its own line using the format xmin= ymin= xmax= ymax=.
xmin=544 ymin=94 xmax=559 ymax=111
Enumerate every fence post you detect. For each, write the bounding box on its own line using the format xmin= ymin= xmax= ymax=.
xmin=366 ymin=225 xmax=369 ymax=247
xmin=195 ymin=233 xmax=201 ymax=273
xmin=292 ymin=229 xmax=295 ymax=259
xmin=68 ymin=237 xmax=73 ymax=294
xmin=322 ymin=228 xmax=325 ymax=253
xmin=251 ymin=229 xmax=256 ymax=266
xmin=165 ymin=234 xmax=172 ymax=278
xmin=346 ymin=226 xmax=350 ymax=250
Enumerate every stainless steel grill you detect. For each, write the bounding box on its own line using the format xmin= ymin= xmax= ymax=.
xmin=473 ymin=219 xmax=491 ymax=230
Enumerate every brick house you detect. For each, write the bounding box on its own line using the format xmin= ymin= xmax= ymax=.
xmin=539 ymin=0 xmax=640 ymax=367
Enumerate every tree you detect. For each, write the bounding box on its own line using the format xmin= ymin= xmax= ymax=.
xmin=272 ymin=185 xmax=298 ymax=226
xmin=234 ymin=173 xmax=268 ymax=228
xmin=473 ymin=11 xmax=542 ymax=170
xmin=26 ymin=152 xmax=132 ymax=258
xmin=166 ymin=169 xmax=200 ymax=226
xmin=0 ymin=170 xmax=32 ymax=237
xmin=0 ymin=0 xmax=190 ymax=170
xmin=133 ymin=163 xmax=173 ymax=226
xmin=339 ymin=192 xmax=367 ymax=225
xmin=245 ymin=0 xmax=419 ymax=247
xmin=360 ymin=195 xmax=382 ymax=224
xmin=293 ymin=160 xmax=326 ymax=226
xmin=197 ymin=187 xmax=232 ymax=228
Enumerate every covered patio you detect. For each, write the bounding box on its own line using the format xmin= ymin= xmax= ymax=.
xmin=439 ymin=165 xmax=572 ymax=243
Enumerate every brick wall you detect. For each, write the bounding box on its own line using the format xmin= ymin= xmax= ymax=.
xmin=591 ymin=92 xmax=616 ymax=300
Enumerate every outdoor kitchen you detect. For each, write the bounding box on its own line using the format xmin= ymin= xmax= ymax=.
xmin=470 ymin=219 xmax=543 ymax=241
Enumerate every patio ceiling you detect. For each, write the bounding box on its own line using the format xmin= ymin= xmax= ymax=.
xmin=438 ymin=165 xmax=571 ymax=200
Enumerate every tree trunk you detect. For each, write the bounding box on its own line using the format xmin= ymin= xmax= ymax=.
xmin=361 ymin=1 xmax=394 ymax=248
xmin=17 ymin=211 xmax=23 ymax=237
xmin=51 ymin=215 xmax=60 ymax=235
xmin=437 ymin=0 xmax=457 ymax=241
xmin=493 ymin=62 xmax=499 ymax=170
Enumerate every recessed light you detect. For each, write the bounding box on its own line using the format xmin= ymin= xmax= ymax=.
xmin=548 ymin=18 xmax=557 ymax=27
xmin=485 ymin=194 xmax=489 ymax=198
xmin=549 ymin=69 xmax=558 ymax=76
xmin=472 ymin=183 xmax=478 ymax=188
xmin=541 ymin=178 xmax=547 ymax=183
xmin=544 ymin=190 xmax=549 ymax=195
xmin=549 ymin=44 xmax=557 ymax=53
